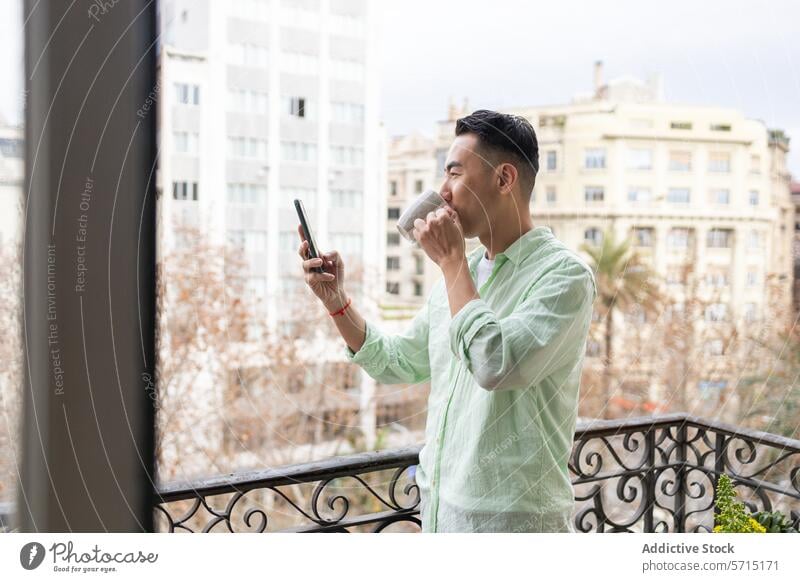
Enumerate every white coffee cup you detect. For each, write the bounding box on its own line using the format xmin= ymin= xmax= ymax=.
xmin=396 ymin=189 xmax=448 ymax=247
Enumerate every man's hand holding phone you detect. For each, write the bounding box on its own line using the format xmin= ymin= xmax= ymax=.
xmin=295 ymin=203 xmax=365 ymax=353
xmin=297 ymin=224 xmax=348 ymax=312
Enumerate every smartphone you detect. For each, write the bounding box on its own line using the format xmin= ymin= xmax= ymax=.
xmin=294 ymin=199 xmax=324 ymax=274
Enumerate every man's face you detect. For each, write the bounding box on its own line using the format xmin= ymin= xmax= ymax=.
xmin=438 ymin=134 xmax=497 ymax=239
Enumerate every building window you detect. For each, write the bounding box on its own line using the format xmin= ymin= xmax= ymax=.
xmin=281 ymin=51 xmax=319 ymax=75
xmin=586 ymin=340 xmax=603 ymax=357
xmin=279 ymin=231 xmax=299 ymax=252
xmin=704 ymin=303 xmax=727 ymax=322
xmin=231 ymin=0 xmax=270 ymax=20
xmin=281 ymin=187 xmax=316 ymax=207
xmin=584 ymin=148 xmax=606 ymax=169
xmin=630 ymin=118 xmax=654 ymax=129
xmin=584 ymin=186 xmax=604 ymax=202
xmin=227 ymin=183 xmax=266 ymax=205
xmin=632 ymin=227 xmax=654 ymax=247
xmin=667 ymin=227 xmax=691 ymax=249
xmin=743 ymin=303 xmax=757 ymax=322
xmin=710 ymin=123 xmax=732 ymax=132
xmin=229 ymin=43 xmax=269 ymax=67
xmin=284 ymin=96 xmax=310 ymax=118
xmin=627 ymin=148 xmax=652 ymax=170
xmin=330 ymin=58 xmax=364 ymax=81
xmin=387 ymin=232 xmax=400 ymax=246
xmin=227 ymin=229 xmax=267 ymax=253
xmin=330 ymin=145 xmax=363 ymax=166
xmin=669 ymin=151 xmax=692 ymax=172
xmin=329 ymin=233 xmax=362 ymax=255
xmin=584 ymin=227 xmax=603 ymax=247
xmin=546 ymin=186 xmax=557 ymax=205
xmin=670 ymin=121 xmax=692 ymax=130
xmin=666 ymin=267 xmax=687 ymax=286
xmin=750 ymin=155 xmax=761 ymax=175
xmin=710 ymin=189 xmax=730 ymax=205
xmin=546 ymin=150 xmax=557 ymax=171
xmin=667 ymin=188 xmax=691 ymax=204
xmin=748 ymin=190 xmax=759 ymax=206
xmin=628 ymin=187 xmax=652 ymax=203
xmin=390 ymin=181 xmax=398 ymax=196
xmin=281 ymin=141 xmax=317 ymax=162
xmin=329 ymin=11 xmax=364 ymax=36
xmin=386 ymin=282 xmax=399 ymax=294
xmin=386 ymin=256 xmax=400 ymax=270
xmin=704 ymin=339 xmax=725 ymax=356
xmin=228 ymin=88 xmax=268 ymax=114
xmin=708 ymin=152 xmax=731 ymax=173
xmin=415 ymin=255 xmax=424 ymax=275
xmin=173 ymin=131 xmax=199 ymax=154
xmin=414 ymin=179 xmax=424 ymax=194
xmin=747 ymin=230 xmax=763 ymax=251
xmin=228 ymin=137 xmax=267 ymax=159
xmin=746 ymin=269 xmax=758 ymax=287
xmin=414 ymin=281 xmax=423 ymax=296
xmin=387 ymin=207 xmax=400 ymax=220
xmin=174 ymin=83 xmax=200 ymax=105
xmin=331 ymin=189 xmax=362 ymax=209
xmin=0 ymin=137 xmax=23 ymax=157
xmin=172 ymin=181 xmax=198 ymax=201
xmin=705 ymin=269 xmax=729 ymax=288
xmin=706 ymin=228 xmax=732 ymax=249
xmin=331 ymin=102 xmax=365 ymax=125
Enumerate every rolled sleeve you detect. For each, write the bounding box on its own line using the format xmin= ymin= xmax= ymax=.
xmin=449 ymin=298 xmax=494 ymax=364
xmin=344 ymin=300 xmax=432 ymax=385
xmin=448 ymin=258 xmax=596 ymax=391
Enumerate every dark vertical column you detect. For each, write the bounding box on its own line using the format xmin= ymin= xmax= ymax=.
xmin=19 ymin=0 xmax=157 ymax=531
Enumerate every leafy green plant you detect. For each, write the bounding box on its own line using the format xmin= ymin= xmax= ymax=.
xmin=712 ymin=474 xmax=766 ymax=533
xmin=750 ymin=510 xmax=799 ymax=533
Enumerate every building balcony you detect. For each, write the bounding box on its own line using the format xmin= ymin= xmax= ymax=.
xmin=153 ymin=413 xmax=800 ymax=533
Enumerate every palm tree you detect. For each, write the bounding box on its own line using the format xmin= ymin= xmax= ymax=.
xmin=580 ymin=228 xmax=662 ymax=419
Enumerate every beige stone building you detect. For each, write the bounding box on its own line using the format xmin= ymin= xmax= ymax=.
xmin=383 ymin=132 xmax=439 ymax=313
xmin=387 ymin=65 xmax=793 ymax=415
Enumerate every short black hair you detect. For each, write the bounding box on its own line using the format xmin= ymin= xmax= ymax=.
xmin=455 ymin=109 xmax=539 ymax=199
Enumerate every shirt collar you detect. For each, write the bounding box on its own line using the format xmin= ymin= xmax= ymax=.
xmin=469 ymin=226 xmax=554 ymax=273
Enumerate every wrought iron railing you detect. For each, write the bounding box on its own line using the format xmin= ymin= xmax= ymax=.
xmin=154 ymin=413 xmax=800 ymax=533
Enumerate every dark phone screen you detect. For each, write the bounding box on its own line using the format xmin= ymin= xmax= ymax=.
xmin=294 ymin=199 xmax=324 ymax=273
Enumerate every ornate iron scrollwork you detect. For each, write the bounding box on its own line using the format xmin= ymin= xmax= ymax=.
xmin=155 ymin=415 xmax=799 ymax=533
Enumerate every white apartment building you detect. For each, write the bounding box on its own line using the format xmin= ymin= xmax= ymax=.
xmin=155 ymin=0 xmax=388 ymax=461
xmin=157 ymin=0 xmax=384 ymax=334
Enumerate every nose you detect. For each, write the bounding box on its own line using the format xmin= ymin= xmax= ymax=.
xmin=439 ymin=181 xmax=452 ymax=202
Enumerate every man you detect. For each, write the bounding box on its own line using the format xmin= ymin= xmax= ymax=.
xmin=298 ymin=109 xmax=597 ymax=532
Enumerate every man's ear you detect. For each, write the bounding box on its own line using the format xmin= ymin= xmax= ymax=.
xmin=496 ymin=162 xmax=518 ymax=195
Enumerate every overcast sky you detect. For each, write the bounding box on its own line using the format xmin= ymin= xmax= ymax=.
xmin=2 ymin=0 xmax=798 ymax=174
xmin=380 ymin=0 xmax=800 ymax=175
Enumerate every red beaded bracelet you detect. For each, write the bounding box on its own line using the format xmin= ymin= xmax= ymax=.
xmin=329 ymin=297 xmax=352 ymax=317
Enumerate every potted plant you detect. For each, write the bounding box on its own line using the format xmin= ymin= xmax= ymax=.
xmin=713 ymin=474 xmax=797 ymax=533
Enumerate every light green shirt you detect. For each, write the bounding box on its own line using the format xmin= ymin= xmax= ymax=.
xmin=345 ymin=226 xmax=597 ymax=532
